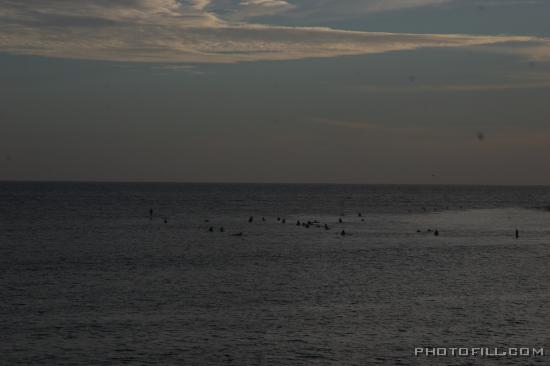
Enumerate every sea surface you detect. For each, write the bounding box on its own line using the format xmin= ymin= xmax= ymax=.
xmin=1 ymin=182 xmax=550 ymax=365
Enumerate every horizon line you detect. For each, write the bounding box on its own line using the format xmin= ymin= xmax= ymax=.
xmin=1 ymin=179 xmax=549 ymax=188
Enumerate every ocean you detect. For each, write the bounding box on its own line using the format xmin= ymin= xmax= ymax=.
xmin=1 ymin=182 xmax=550 ymax=365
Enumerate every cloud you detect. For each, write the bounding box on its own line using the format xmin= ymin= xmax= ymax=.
xmin=208 ymin=0 xmax=452 ymax=22
xmin=474 ymin=0 xmax=540 ymax=7
xmin=0 ymin=0 xmax=544 ymax=63
xmin=358 ymin=0 xmax=451 ymax=12
xmin=256 ymin=0 xmax=453 ymax=23
xmin=228 ymin=0 xmax=295 ymax=19
xmin=501 ymin=44 xmax=550 ymax=62
xmin=473 ymin=42 xmax=550 ymax=62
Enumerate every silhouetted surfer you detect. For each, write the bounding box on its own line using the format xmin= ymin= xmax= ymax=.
xmin=249 ymin=216 xmax=253 ymax=223
xmin=325 ymin=224 xmax=330 ymax=230
xmin=149 ymin=208 xmax=153 ymax=220
xmin=164 ymin=218 xmax=168 ymax=224
xmin=339 ymin=218 xmax=343 ymax=224
xmin=209 ymin=226 xmax=213 ymax=232
xmin=220 ymin=227 xmax=224 ymax=233
xmin=515 ymin=229 xmax=519 ymax=239
xmin=434 ymin=230 xmax=439 ymax=236
xmin=282 ymin=218 xmax=286 ymax=224
xmin=341 ymin=230 xmax=346 ymax=236
xmin=296 ymin=220 xmax=301 ymax=226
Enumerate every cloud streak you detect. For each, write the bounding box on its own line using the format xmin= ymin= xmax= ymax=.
xmin=0 ymin=0 xmax=544 ymax=63
xmin=272 ymin=0 xmax=452 ymax=22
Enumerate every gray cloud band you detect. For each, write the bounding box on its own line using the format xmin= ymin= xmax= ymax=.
xmin=0 ymin=0 xmax=545 ymax=63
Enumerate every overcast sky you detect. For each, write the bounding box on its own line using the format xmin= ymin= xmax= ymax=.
xmin=1 ymin=0 xmax=550 ymax=184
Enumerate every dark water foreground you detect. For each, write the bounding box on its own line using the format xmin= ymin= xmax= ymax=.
xmin=1 ymin=183 xmax=550 ymax=365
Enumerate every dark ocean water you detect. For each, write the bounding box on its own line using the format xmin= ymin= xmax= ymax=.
xmin=1 ymin=182 xmax=550 ymax=365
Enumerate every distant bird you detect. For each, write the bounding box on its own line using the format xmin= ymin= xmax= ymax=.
xmin=477 ymin=132 xmax=485 ymax=141
xmin=248 ymin=216 xmax=253 ymax=223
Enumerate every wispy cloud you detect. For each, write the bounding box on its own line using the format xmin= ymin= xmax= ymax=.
xmin=0 ymin=0 xmax=544 ymax=63
xmin=250 ymin=0 xmax=454 ymax=24
xmin=207 ymin=0 xmax=451 ymax=22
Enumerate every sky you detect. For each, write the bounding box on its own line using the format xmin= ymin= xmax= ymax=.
xmin=1 ymin=0 xmax=550 ymax=184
